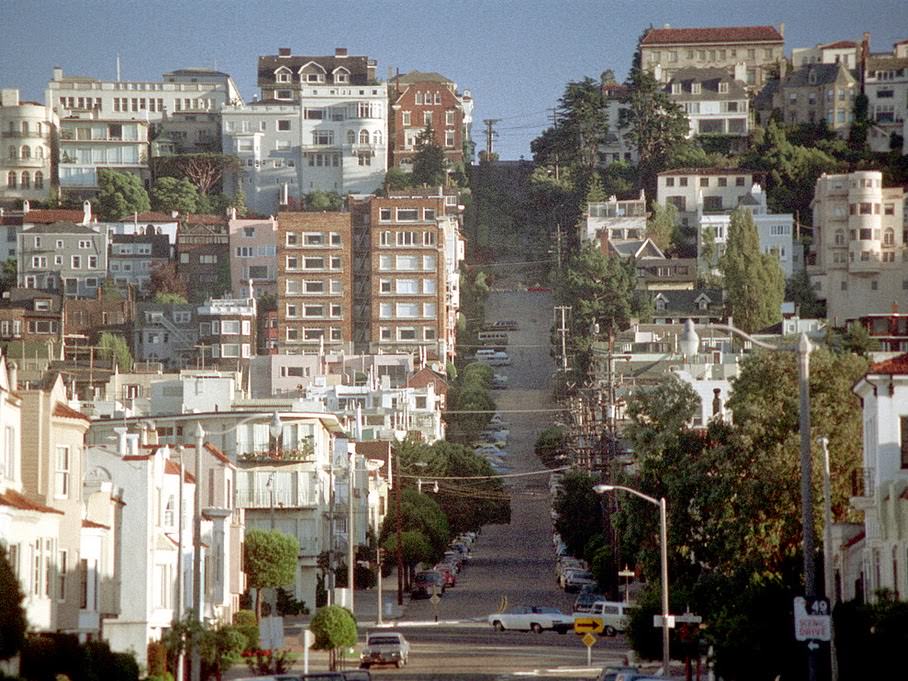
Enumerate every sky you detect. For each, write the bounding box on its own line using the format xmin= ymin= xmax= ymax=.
xmin=1 ymin=0 xmax=906 ymax=160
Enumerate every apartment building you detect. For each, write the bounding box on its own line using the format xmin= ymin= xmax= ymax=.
xmin=176 ymin=216 xmax=230 ymax=302
xmin=1 ymin=89 xmax=57 ymax=206
xmin=389 ymin=71 xmax=470 ymax=171
xmin=109 ymin=229 xmax=171 ymax=291
xmin=228 ymin=215 xmax=277 ymax=299
xmin=356 ymin=193 xmax=448 ymax=357
xmin=196 ymin=296 xmax=257 ymax=369
xmin=639 ymin=25 xmax=785 ymax=89
xmin=58 ymin=116 xmax=150 ymax=195
xmin=808 ymin=170 xmax=907 ymax=325
xmin=133 ymin=302 xmax=198 ymax=369
xmin=0 ymin=290 xmax=63 ymax=356
xmin=582 ymin=194 xmax=648 ymax=244
xmin=865 ymin=42 xmax=908 ymax=153
xmin=763 ymin=62 xmax=857 ymax=134
xmin=46 ymin=66 xmax=241 ymax=123
xmin=661 ymin=66 xmax=750 ymax=139
xmin=17 ymin=221 xmax=108 ymax=297
xmin=656 ymin=167 xmax=764 ymax=227
xmin=277 ymin=211 xmax=353 ymax=353
xmin=598 ymin=79 xmax=637 ymax=167
xmin=224 ymin=47 xmax=387 ymax=214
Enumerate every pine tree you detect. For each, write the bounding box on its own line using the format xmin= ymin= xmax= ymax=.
xmin=720 ymin=208 xmax=785 ymax=333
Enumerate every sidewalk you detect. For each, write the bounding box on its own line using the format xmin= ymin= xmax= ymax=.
xmin=291 ymin=567 xmax=409 ymax=629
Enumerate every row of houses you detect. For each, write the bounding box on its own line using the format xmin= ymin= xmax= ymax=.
xmin=0 ymin=48 xmax=475 ymax=215
xmin=0 ymin=342 xmax=459 ymax=667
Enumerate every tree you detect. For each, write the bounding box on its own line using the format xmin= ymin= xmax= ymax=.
xmin=384 ymin=167 xmax=413 ymax=191
xmin=154 ymin=292 xmax=189 ymax=304
xmin=622 ymin=68 xmax=689 ymax=197
xmin=412 ymin=125 xmax=446 ymax=186
xmin=97 ymin=169 xmax=150 ymax=220
xmin=152 ymin=153 xmax=241 ymax=196
xmin=0 ymin=258 xmax=17 ymax=296
xmin=785 ymin=268 xmax=824 ymax=318
xmin=645 ymin=201 xmax=677 ymax=253
xmin=149 ymin=262 xmax=188 ymax=300
xmin=309 ymin=605 xmax=357 ymax=671
xmin=534 ymin=426 xmax=567 ymax=468
xmin=0 ymin=545 xmax=26 ymax=661
xmin=162 ymin=614 xmax=246 ymax=681
xmin=150 ymin=176 xmax=200 ymax=214
xmin=719 ymin=207 xmax=785 ymax=333
xmin=98 ymin=332 xmax=133 ymax=372
xmin=243 ymin=529 xmax=299 ymax=619
xmin=552 ymin=471 xmax=604 ymax=557
xmin=304 ymin=190 xmax=344 ymax=212
xmin=848 ymin=93 xmax=870 ymax=158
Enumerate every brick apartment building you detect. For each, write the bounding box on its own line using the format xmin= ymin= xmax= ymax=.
xmin=176 ymin=215 xmax=230 ymax=303
xmin=277 ymin=212 xmax=353 ymax=353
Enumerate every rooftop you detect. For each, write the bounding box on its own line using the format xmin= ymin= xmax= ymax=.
xmin=641 ymin=26 xmax=784 ymax=46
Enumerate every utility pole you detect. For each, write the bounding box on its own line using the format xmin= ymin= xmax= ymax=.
xmin=548 ymin=107 xmax=561 ymax=181
xmin=327 ymin=456 xmax=335 ymax=606
xmin=555 ymin=306 xmax=571 ymax=373
xmin=394 ymin=448 xmax=404 ymax=605
xmin=191 ymin=423 xmax=204 ymax=681
xmin=347 ymin=448 xmax=355 ymax=613
xmin=482 ymin=119 xmax=500 ymax=159
xmin=555 ymin=224 xmax=563 ymax=270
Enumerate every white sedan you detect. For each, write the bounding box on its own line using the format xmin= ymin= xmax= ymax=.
xmin=488 ymin=606 xmax=573 ymax=634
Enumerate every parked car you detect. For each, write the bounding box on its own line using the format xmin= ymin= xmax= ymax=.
xmin=578 ymin=600 xmax=632 ymax=636
xmin=573 ymin=590 xmax=606 ymax=613
xmin=488 ymin=605 xmax=573 ymax=633
xmin=563 ymin=569 xmax=597 ymax=593
xmin=474 ymin=444 xmax=507 ymax=457
xmin=487 ymin=351 xmax=511 ymax=366
xmin=359 ymin=631 xmax=410 ymax=669
xmin=477 ymin=330 xmax=509 ymax=344
xmin=483 ymin=319 xmax=519 ymax=331
xmin=491 ymin=375 xmax=508 ymax=389
xmin=411 ymin=570 xmax=445 ymax=599
xmin=434 ymin=563 xmax=457 ymax=587
xmin=596 ymin=667 xmax=639 ymax=681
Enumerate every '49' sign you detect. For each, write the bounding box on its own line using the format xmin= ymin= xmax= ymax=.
xmin=793 ymin=596 xmax=831 ymax=642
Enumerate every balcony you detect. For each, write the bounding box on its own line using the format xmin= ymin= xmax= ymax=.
xmin=2 ymin=131 xmax=49 ymax=140
xmin=849 ymin=466 xmax=875 ymax=511
xmin=235 ymin=485 xmax=318 ymax=509
xmin=236 ymin=438 xmax=315 ymax=463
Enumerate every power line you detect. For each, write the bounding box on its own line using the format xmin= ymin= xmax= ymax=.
xmin=399 ymin=465 xmax=570 ymax=481
xmin=441 ymin=407 xmax=569 ymax=414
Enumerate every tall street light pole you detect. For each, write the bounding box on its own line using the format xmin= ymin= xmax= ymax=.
xmin=594 ymin=484 xmax=670 ymax=676
xmin=191 ymin=422 xmax=204 ymax=681
xmin=680 ymin=320 xmax=817 ymax=681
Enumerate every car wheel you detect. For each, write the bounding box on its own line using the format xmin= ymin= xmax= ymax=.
xmin=395 ymin=660 xmax=402 ymax=668
xmin=360 ymin=663 xmax=370 ymax=669
xmin=493 ymin=620 xmax=505 ymax=631
xmin=531 ymin=623 xmax=543 ymax=634
xmin=604 ymin=625 xmax=617 ymax=637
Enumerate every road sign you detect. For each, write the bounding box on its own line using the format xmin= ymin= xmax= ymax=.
xmin=430 ymin=593 xmax=441 ymax=606
xmin=794 ymin=596 xmax=831 ymax=642
xmin=618 ymin=567 xmax=635 ymax=578
xmin=653 ymin=615 xmax=676 ymax=628
xmin=582 ymin=632 xmax=597 ymax=647
xmin=674 ymin=613 xmax=703 ymax=624
xmin=574 ymin=617 xmax=604 ymax=634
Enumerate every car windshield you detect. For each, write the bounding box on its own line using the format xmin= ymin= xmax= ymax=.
xmin=534 ymin=607 xmax=562 ymax=614
xmin=367 ymin=636 xmax=401 ymax=646
xmin=572 ymin=571 xmax=594 ymax=579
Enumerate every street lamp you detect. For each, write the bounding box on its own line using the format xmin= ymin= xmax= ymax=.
xmin=594 ymin=484 xmax=670 ymax=676
xmin=679 ymin=319 xmax=818 ymax=681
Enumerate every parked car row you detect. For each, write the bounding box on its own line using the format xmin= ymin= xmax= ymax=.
xmin=411 ymin=532 xmax=476 ymax=599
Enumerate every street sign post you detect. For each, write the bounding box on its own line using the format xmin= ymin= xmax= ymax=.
xmin=794 ymin=596 xmax=831 ymax=643
xmin=574 ymin=617 xmax=604 ymax=635
xmin=430 ymin=586 xmax=440 ymax=622
xmin=582 ymin=632 xmax=596 ymax=666
xmin=653 ymin=614 xmax=676 ymax=629
xmin=618 ymin=565 xmax=634 ymax=603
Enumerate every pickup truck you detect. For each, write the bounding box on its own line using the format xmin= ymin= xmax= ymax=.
xmin=574 ymin=600 xmax=631 ymax=636
xmin=488 ymin=605 xmax=573 ymax=634
xmin=359 ymin=631 xmax=410 ymax=668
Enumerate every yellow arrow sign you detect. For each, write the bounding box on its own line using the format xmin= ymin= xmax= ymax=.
xmin=574 ymin=617 xmax=604 ymax=634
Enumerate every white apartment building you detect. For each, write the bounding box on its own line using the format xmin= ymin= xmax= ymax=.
xmin=808 ymin=171 xmax=907 ymax=325
xmin=1 ymin=89 xmax=57 ymax=206
xmin=659 ymin=66 xmax=750 ymax=139
xmin=849 ymin=354 xmax=908 ymax=602
xmin=657 ymin=168 xmax=763 ymax=228
xmin=440 ymin=212 xmax=465 ymax=356
xmin=698 ymin=184 xmax=796 ymax=276
xmin=598 ymin=81 xmax=638 ymax=167
xmin=46 ymin=67 xmax=241 ymax=123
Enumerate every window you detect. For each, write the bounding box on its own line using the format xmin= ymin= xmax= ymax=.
xmin=303 ymin=305 xmax=324 ymax=318
xmin=691 ymin=83 xmax=701 ymax=95
xmin=665 ymin=177 xmax=675 ymax=187
xmin=330 ymin=280 xmax=343 ymax=294
xmin=304 ymin=233 xmax=324 ymax=246
xmin=718 ymin=82 xmax=729 ymax=94
xmin=286 ymin=232 xmax=299 ymax=246
xmin=379 ymin=255 xmax=392 ymax=270
xmin=35 ymin=171 xmax=43 ymax=189
xmin=402 ymin=111 xmax=411 ymax=126
xmin=396 ymin=255 xmax=419 ymax=270
xmin=397 ymin=208 xmax=419 ymax=222
xmin=735 ymin=177 xmax=746 ymax=187
xmin=398 ymin=327 xmax=417 ymax=341
xmin=303 ymin=257 xmax=324 ymax=269
xmin=397 ymin=231 xmax=417 ymax=246
xmin=423 ymin=255 xmax=436 ymax=271
xmin=423 ymin=278 xmax=436 ymax=294
xmin=423 ymin=231 xmax=436 ymax=246
xmin=679 ymin=177 xmax=688 ymax=187
xmin=55 ymin=446 xmax=70 ymax=498
xmin=379 ymin=208 xmax=392 ymax=222
xmin=7 ymin=172 xmax=15 ymax=189
xmin=395 ymin=278 xmax=418 ymax=294
xmin=901 ymin=416 xmax=908 ymax=469
xmin=423 ymin=302 xmax=437 ymax=318
xmin=380 ymin=279 xmax=391 ymax=293
xmin=700 ymin=177 xmax=709 ymax=187
xmin=380 ymin=327 xmax=391 ymax=340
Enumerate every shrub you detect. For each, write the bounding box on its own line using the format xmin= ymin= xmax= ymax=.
xmin=233 ymin=610 xmax=259 ymax=652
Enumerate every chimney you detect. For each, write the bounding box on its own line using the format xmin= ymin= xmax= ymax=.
xmin=126 ymin=433 xmax=140 ymax=457
xmin=278 ymin=47 xmax=291 ymax=57
xmin=861 ymin=32 xmax=870 ymax=92
xmin=139 ymin=422 xmax=149 ymax=446
xmin=734 ymin=62 xmax=747 ymax=83
xmin=114 ymin=427 xmax=128 ymax=456
xmin=7 ymin=361 xmax=17 ymax=391
xmin=52 ymin=66 xmax=63 ymax=81
xmin=82 ymin=200 xmax=92 ymax=225
xmin=335 ymin=47 xmax=348 ymax=57
xmin=22 ymin=200 xmax=30 ymax=215
xmin=779 ymin=22 xmax=785 ymax=38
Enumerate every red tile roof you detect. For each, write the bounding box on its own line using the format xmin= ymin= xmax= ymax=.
xmin=867 ymin=353 xmax=908 ymax=375
xmin=183 ymin=214 xmax=228 ymax=225
xmin=82 ymin=519 xmax=110 ymax=529
xmin=53 ymin=402 xmax=91 ymax=422
xmin=821 ymin=40 xmax=859 ymax=49
xmin=641 ymin=26 xmax=784 ymax=46
xmin=122 ymin=453 xmax=154 ymax=461
xmin=164 ymin=458 xmax=196 ymax=483
xmin=205 ymin=442 xmax=232 ymax=466
xmin=406 ymin=367 xmax=448 ymax=393
xmin=23 ymin=209 xmax=87 ymax=224
xmin=0 ymin=488 xmax=64 ymax=515
xmin=133 ymin=212 xmax=177 ymax=222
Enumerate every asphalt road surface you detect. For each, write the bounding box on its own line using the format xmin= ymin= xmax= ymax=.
xmin=361 ymin=290 xmax=633 ymax=679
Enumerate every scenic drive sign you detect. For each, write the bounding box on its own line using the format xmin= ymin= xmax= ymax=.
xmin=793 ymin=596 xmax=831 ymax=642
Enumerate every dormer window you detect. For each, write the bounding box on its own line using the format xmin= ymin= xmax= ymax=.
xmin=809 ymin=70 xmax=817 ymax=85
xmin=299 ymin=62 xmax=327 ymax=84
xmin=655 ymin=295 xmax=667 ymax=312
xmin=333 ymin=67 xmax=350 ymax=84
xmin=691 ymin=83 xmax=702 ymax=95
xmin=275 ymin=69 xmax=291 ymax=84
xmin=671 ymin=82 xmax=682 ymax=95
xmin=718 ymin=82 xmax=729 ymax=94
